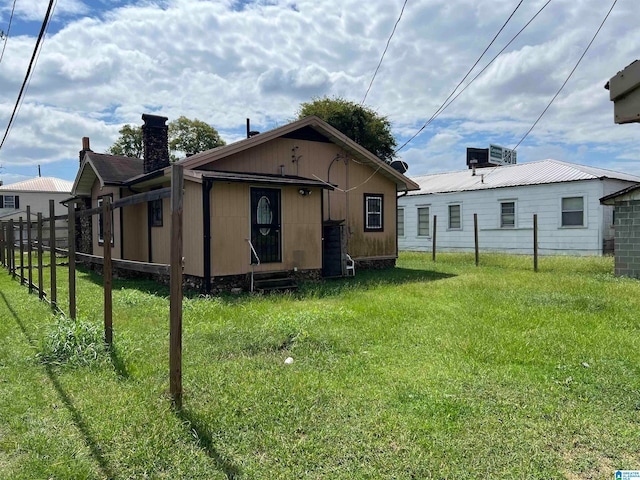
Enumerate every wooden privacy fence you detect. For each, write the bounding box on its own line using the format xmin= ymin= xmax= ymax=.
xmin=0 ymin=165 xmax=185 ymax=407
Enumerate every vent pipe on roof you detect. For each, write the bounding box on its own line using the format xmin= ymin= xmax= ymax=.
xmin=470 ymin=158 xmax=478 ymax=176
xmin=38 ymin=165 xmax=41 ymax=177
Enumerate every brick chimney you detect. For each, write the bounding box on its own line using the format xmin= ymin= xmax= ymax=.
xmin=79 ymin=137 xmax=92 ymax=165
xmin=142 ymin=114 xmax=170 ymax=173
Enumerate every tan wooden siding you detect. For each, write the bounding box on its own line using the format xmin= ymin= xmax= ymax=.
xmin=150 ymin=195 xmax=171 ymax=265
xmin=210 ymin=182 xmax=322 ymax=277
xmin=121 ymin=199 xmax=147 ymax=261
xmin=281 ymin=186 xmax=322 ymax=270
xmin=210 ymin=182 xmax=250 ymax=276
xmin=183 ymin=182 xmax=204 ymax=277
xmin=91 ymin=183 xmax=123 ymax=259
xmin=344 ymin=160 xmax=398 ymax=258
xmin=199 ymin=137 xmax=398 ymax=259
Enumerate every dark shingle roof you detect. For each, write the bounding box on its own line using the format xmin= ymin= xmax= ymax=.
xmin=86 ymin=152 xmax=144 ymax=184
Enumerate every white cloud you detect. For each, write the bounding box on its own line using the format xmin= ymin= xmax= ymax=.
xmin=0 ymin=0 xmax=638 ymax=184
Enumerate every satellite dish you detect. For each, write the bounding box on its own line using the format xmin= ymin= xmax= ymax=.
xmin=390 ymin=160 xmax=408 ymax=174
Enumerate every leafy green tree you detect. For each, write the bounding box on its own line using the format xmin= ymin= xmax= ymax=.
xmin=297 ymin=97 xmax=397 ymax=162
xmin=169 ymin=116 xmax=225 ymax=160
xmin=106 ymin=124 xmax=143 ymax=158
xmin=106 ymin=117 xmax=225 ymax=160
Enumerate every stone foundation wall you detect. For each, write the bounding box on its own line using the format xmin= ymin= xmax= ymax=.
xmin=354 ymin=257 xmax=396 ymax=270
xmin=77 ymin=261 xmax=322 ymax=294
xmin=614 ymin=200 xmax=640 ymax=279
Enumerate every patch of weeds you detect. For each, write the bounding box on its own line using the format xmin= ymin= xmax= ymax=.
xmin=37 ymin=315 xmax=107 ymax=368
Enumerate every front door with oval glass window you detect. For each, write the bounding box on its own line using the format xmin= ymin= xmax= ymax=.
xmin=250 ymin=187 xmax=281 ymax=263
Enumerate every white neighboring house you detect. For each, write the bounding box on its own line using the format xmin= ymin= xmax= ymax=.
xmin=398 ymin=160 xmax=640 ymax=256
xmin=0 ymin=177 xmax=74 ymax=247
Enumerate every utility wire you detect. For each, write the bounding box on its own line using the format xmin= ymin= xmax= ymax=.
xmin=361 ymin=0 xmax=408 ymax=105
xmin=0 ymin=0 xmax=55 ymax=151
xmin=0 ymin=0 xmax=18 ymax=64
xmin=512 ymin=0 xmax=618 ymax=150
xmin=395 ymin=0 xmax=550 ymax=154
xmin=12 ymin=0 xmax=58 ymax=138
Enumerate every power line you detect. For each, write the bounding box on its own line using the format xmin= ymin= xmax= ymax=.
xmin=395 ymin=0 xmax=550 ymax=154
xmin=0 ymin=0 xmax=18 ymax=64
xmin=512 ymin=0 xmax=618 ymax=150
xmin=361 ymin=0 xmax=408 ymax=105
xmin=0 ymin=0 xmax=55 ymax=151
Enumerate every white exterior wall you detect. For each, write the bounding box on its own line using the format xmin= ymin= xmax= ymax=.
xmin=399 ymin=179 xmax=628 ymax=256
xmin=0 ymin=191 xmax=71 ymax=247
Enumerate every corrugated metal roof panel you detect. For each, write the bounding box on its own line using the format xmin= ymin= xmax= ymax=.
xmin=408 ymin=160 xmax=640 ymax=195
xmin=0 ymin=177 xmax=73 ymax=193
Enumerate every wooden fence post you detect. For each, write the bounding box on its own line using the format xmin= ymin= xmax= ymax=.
xmin=474 ymin=213 xmax=479 ymax=267
xmin=68 ymin=202 xmax=76 ymax=320
xmin=0 ymin=222 xmax=4 ymax=267
xmin=533 ymin=214 xmax=538 ymax=273
xmin=37 ymin=213 xmax=44 ymax=300
xmin=432 ymin=215 xmax=437 ymax=262
xmin=170 ymin=164 xmax=184 ymax=408
xmin=103 ymin=196 xmax=113 ymax=346
xmin=49 ymin=200 xmax=57 ymax=310
xmin=9 ymin=219 xmax=15 ymax=278
xmin=27 ymin=206 xmax=33 ymax=293
xmin=19 ymin=217 xmax=24 ymax=284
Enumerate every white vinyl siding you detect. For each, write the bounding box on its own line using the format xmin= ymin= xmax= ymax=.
xmin=398 ymin=179 xmax=627 ymax=256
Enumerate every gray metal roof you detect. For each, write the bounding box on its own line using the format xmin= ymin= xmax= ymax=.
xmin=407 ymin=159 xmax=640 ymax=196
xmin=0 ymin=177 xmax=73 ymax=193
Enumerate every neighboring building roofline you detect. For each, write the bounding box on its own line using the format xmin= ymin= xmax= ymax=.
xmin=600 ymin=183 xmax=640 ymax=205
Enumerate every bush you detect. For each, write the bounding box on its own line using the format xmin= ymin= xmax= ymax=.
xmin=37 ymin=315 xmax=106 ymax=367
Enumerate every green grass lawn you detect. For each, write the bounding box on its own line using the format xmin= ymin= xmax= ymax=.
xmin=1 ymin=252 xmax=639 ymax=479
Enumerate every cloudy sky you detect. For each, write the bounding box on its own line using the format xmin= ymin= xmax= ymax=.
xmin=0 ymin=0 xmax=638 ymax=185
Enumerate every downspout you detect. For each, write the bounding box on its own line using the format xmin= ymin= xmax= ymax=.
xmin=321 ymin=189 xmax=325 ymax=276
xmin=119 ymin=188 xmax=124 ymax=259
xmin=202 ymin=177 xmax=213 ymax=293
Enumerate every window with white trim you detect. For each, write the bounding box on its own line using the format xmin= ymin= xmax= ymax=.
xmin=417 ymin=206 xmax=430 ymax=236
xmin=561 ymin=196 xmax=584 ymax=227
xmin=364 ymin=194 xmax=383 ymax=231
xmin=0 ymin=195 xmax=19 ymax=209
xmin=500 ymin=201 xmax=515 ymax=228
xmin=397 ymin=207 xmax=404 ymax=236
xmin=448 ymin=204 xmax=461 ymax=230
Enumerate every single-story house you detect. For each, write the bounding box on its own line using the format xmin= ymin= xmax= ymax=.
xmin=71 ymin=114 xmax=419 ymax=291
xmin=398 ymin=160 xmax=640 ymax=256
xmin=600 ymin=184 xmax=640 ymax=278
xmin=0 ymin=177 xmax=73 ymax=247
